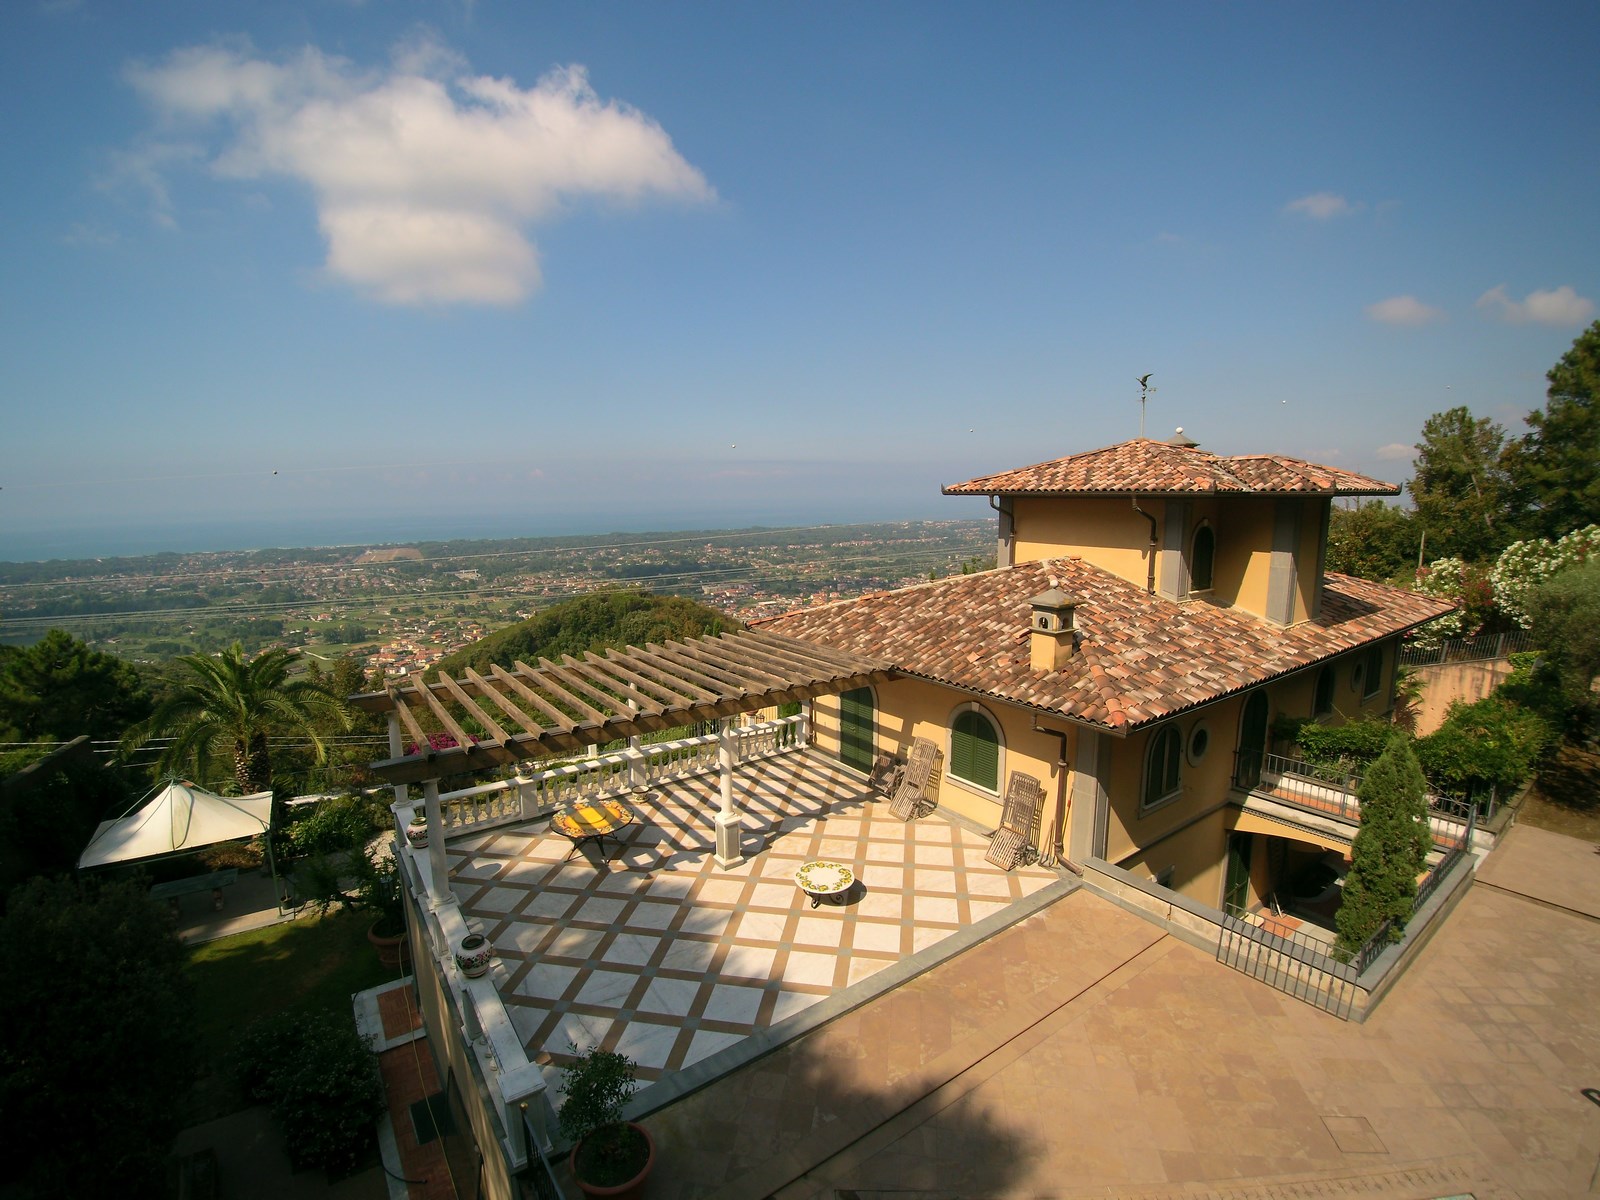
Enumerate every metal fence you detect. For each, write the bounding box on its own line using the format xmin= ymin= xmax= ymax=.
xmin=1399 ymin=629 xmax=1535 ymax=667
xmin=1215 ymin=807 xmax=1476 ymax=1019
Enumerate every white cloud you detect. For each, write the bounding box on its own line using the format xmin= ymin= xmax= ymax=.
xmin=123 ymin=37 xmax=715 ymax=305
xmin=1284 ymin=192 xmax=1355 ymax=220
xmin=1365 ymin=295 xmax=1444 ymax=326
xmin=1376 ymin=443 xmax=1414 ymax=462
xmin=1476 ymin=284 xmax=1596 ymax=327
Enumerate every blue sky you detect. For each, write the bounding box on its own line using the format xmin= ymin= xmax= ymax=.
xmin=2 ymin=1 xmax=1597 ymax=559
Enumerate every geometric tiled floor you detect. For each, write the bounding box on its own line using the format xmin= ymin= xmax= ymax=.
xmin=445 ymin=749 xmax=1061 ymax=1098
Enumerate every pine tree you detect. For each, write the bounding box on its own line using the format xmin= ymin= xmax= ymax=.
xmin=1335 ymin=737 xmax=1434 ymax=954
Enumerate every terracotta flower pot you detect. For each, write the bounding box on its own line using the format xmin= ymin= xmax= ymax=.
xmin=570 ymin=1121 xmax=654 ymax=1199
xmin=367 ymin=919 xmax=409 ymax=969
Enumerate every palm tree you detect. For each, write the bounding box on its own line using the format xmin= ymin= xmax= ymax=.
xmin=121 ymin=643 xmax=349 ymax=794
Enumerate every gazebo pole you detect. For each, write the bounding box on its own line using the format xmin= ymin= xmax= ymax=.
xmin=422 ymin=777 xmax=448 ymax=905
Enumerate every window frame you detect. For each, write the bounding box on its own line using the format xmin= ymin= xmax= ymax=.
xmin=1313 ymin=666 xmax=1336 ymax=718
xmin=1361 ymin=643 xmax=1384 ymax=701
xmin=947 ymin=702 xmax=1003 ymax=796
xmin=1141 ymin=723 xmax=1184 ymax=813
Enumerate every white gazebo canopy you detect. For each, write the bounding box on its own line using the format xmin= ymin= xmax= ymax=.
xmin=78 ymin=780 xmax=273 ymax=870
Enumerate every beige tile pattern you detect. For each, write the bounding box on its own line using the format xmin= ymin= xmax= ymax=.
xmin=446 ymin=750 xmax=1058 ymax=1089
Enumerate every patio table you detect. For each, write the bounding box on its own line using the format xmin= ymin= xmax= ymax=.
xmin=795 ymin=859 xmax=855 ymax=908
xmin=549 ymin=799 xmax=636 ymax=862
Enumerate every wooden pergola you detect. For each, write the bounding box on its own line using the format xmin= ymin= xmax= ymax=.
xmin=355 ymin=628 xmax=894 ymax=786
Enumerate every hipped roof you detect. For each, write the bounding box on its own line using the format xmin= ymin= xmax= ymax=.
xmin=943 ymin=436 xmax=1401 ymax=498
xmin=78 ymin=781 xmax=272 ymax=870
xmin=757 ymin=559 xmax=1453 ymax=733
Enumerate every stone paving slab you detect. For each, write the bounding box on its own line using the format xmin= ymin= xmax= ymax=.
xmin=1475 ymin=820 xmax=1600 ymax=919
xmin=643 ymin=889 xmax=1165 ymax=1199
xmin=777 ymin=876 xmax=1600 ymax=1199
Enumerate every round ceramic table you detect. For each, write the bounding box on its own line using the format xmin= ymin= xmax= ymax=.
xmin=794 ymin=860 xmax=854 ymax=908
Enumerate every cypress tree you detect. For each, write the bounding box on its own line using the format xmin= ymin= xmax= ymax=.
xmin=1336 ymin=737 xmax=1434 ymax=954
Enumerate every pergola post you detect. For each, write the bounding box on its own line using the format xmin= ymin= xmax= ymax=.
xmin=386 ymin=713 xmax=410 ymax=810
xmin=713 ymin=722 xmax=743 ymax=868
xmin=422 ymin=777 xmax=448 ymax=905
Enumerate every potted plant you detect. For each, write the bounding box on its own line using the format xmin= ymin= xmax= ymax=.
xmin=358 ymin=854 xmax=409 ymax=968
xmin=558 ymin=1045 xmax=654 ymax=1198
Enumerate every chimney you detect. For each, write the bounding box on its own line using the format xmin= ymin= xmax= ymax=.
xmin=1027 ymin=588 xmax=1081 ymax=672
xmin=1168 ymin=426 xmax=1199 ymax=448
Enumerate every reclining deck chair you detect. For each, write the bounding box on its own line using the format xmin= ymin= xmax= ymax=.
xmin=866 ymin=751 xmax=906 ymax=799
xmin=888 ymin=737 xmax=941 ymax=821
xmin=984 ymin=771 xmax=1047 ymax=870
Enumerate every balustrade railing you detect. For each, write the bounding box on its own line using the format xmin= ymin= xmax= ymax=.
xmin=1238 ymin=750 xmax=1496 ymax=832
xmin=429 ymin=715 xmax=807 ymax=837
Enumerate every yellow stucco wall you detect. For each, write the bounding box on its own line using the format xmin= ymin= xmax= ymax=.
xmin=1011 ymin=495 xmax=1160 ymax=584
xmin=1117 ymin=806 xmax=1230 ymax=906
xmin=1221 ymin=499 xmax=1277 ymax=617
xmin=811 ymin=677 xmax=1079 ymax=848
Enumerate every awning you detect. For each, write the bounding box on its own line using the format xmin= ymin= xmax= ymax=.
xmin=78 ymin=781 xmax=273 ymax=870
xmin=355 ymin=628 xmax=895 ymax=785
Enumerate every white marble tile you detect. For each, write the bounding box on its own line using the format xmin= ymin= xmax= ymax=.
xmin=848 ymin=920 xmax=904 ymax=954
xmin=660 ymin=938 xmax=720 ymax=973
xmin=574 ymin=896 xmax=627 ymax=925
xmin=638 ymin=976 xmax=702 ymax=1018
xmin=967 ymin=898 xmax=1012 ymax=924
xmin=911 ymin=869 xmax=957 ymax=893
xmin=544 ymin=926 xmax=606 ymax=959
xmin=679 ymin=906 xmax=733 ymax=937
xmin=914 ymin=895 xmax=959 ymax=923
xmin=792 ymin=915 xmax=845 ymax=948
xmin=517 ymin=963 xmax=579 ymax=1001
xmin=603 ymin=933 xmax=660 ymax=967
xmin=749 ymin=882 xmax=796 ymax=909
xmin=525 ymin=889 xmax=582 ymax=919
xmin=770 ymin=989 xmax=820 ymax=1024
xmin=552 ymin=1011 xmax=613 ymax=1055
xmin=613 ymin=1020 xmax=679 ymax=1071
xmin=719 ymin=943 xmax=777 ymax=981
xmin=472 ymin=886 xmax=527 ymax=914
xmin=682 ymin=1029 xmax=744 ymax=1068
xmin=625 ymin=900 xmax=678 ymax=930
xmin=575 ymin=968 xmax=638 ymax=1007
xmin=727 ymin=910 xmax=786 ymax=942
xmin=702 ymin=983 xmax=765 ymax=1024
xmin=693 ymin=877 xmax=747 ymax=904
xmin=782 ymin=950 xmax=838 ymax=988
xmin=854 ymin=890 xmax=906 ymax=920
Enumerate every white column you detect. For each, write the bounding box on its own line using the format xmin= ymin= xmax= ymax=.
xmin=423 ymin=777 xmax=448 ymax=905
xmin=713 ymin=723 xmax=743 ymax=868
xmin=386 ymin=712 xmax=410 ymax=810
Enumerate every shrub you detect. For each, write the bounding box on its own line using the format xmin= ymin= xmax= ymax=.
xmin=1294 ymin=718 xmax=1395 ymax=770
xmin=1337 ymin=738 xmax=1434 ymax=954
xmin=232 ymin=1011 xmax=384 ymax=1178
xmin=1415 ymin=698 xmax=1551 ymax=803
xmin=559 ymin=1044 xmax=647 ymax=1186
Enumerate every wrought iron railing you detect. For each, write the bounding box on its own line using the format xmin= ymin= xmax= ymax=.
xmin=1215 ymin=807 xmax=1477 ymax=1017
xmin=1398 ymin=629 xmax=1535 ymax=667
xmin=1238 ymin=751 xmax=1496 ymax=828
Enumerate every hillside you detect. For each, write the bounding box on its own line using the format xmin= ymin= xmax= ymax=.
xmin=428 ymin=590 xmax=739 ymax=678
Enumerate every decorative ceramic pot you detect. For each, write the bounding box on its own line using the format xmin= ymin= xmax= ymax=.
xmin=406 ymin=817 xmax=429 ymax=849
xmin=456 ymin=932 xmax=492 ymax=978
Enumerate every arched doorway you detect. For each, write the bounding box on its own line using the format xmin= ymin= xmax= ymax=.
xmin=838 ymin=686 xmax=875 ymax=773
xmin=1235 ymin=690 xmax=1269 ymax=790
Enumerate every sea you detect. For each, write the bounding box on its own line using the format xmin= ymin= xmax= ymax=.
xmin=0 ymin=501 xmax=961 ymax=563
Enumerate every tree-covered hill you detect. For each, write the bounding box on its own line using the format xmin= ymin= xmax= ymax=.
xmin=428 ymin=591 xmax=739 ymax=679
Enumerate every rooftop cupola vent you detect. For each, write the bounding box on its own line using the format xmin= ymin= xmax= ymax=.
xmin=1168 ymin=426 xmax=1199 ymax=448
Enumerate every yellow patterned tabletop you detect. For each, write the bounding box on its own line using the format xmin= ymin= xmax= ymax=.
xmin=550 ymin=799 xmax=635 ymax=840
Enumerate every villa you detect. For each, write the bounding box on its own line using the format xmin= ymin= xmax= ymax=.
xmin=354 ymin=429 xmax=1460 ymax=1199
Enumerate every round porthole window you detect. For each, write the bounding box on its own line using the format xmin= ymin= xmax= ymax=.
xmin=1187 ymin=722 xmax=1211 ymax=766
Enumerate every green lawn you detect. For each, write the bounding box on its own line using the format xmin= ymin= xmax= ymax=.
xmin=185 ymin=911 xmax=400 ymax=1074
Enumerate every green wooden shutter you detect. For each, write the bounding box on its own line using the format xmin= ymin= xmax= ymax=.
xmin=838 ymin=687 xmax=874 ymax=772
xmin=951 ymin=710 xmax=999 ymax=791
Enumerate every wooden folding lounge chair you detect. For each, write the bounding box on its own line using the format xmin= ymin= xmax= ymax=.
xmin=888 ymin=738 xmax=941 ymax=821
xmin=985 ymin=771 xmax=1047 ymax=870
xmin=866 ymin=751 xmax=906 ymax=798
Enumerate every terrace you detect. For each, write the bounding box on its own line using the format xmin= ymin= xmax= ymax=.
xmin=385 ymin=714 xmax=1070 ymax=1183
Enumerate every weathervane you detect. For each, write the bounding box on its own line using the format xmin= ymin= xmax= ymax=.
xmin=1136 ymin=374 xmax=1154 ymax=437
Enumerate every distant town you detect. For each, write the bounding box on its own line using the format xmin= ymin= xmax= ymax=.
xmin=0 ymin=521 xmax=994 ymax=675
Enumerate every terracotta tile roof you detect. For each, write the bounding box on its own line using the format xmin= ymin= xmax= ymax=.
xmin=755 ymin=560 xmax=1453 ymax=732
xmin=943 ymin=437 xmax=1400 ymax=497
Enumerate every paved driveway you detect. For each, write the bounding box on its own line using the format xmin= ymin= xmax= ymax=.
xmin=644 ymin=823 xmax=1600 ymax=1199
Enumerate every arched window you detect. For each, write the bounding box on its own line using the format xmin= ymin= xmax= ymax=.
xmin=1313 ymin=666 xmax=1336 ymax=717
xmin=1143 ymin=724 xmax=1183 ymax=810
xmin=838 ymin=687 xmax=875 ymax=772
xmin=949 ymin=707 xmax=1001 ymax=793
xmin=1190 ymin=524 xmax=1215 ymax=592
